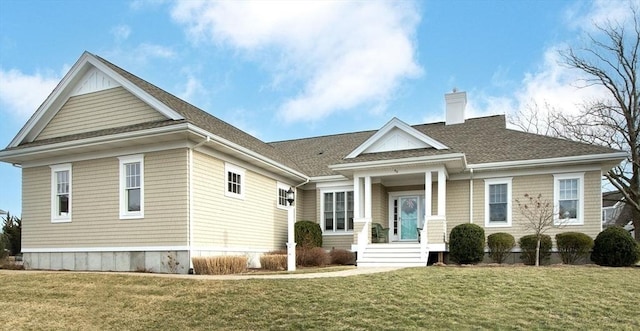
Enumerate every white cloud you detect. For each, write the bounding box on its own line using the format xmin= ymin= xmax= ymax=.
xmin=0 ymin=69 xmax=60 ymax=120
xmin=565 ymin=0 xmax=639 ymax=32
xmin=170 ymin=0 xmax=422 ymax=123
xmin=177 ymin=74 xmax=205 ymax=102
xmin=111 ymin=24 xmax=131 ymax=42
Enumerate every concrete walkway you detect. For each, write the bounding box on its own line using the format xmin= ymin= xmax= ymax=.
xmin=1 ymin=267 xmax=404 ymax=280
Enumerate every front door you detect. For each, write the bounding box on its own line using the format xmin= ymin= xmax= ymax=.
xmin=399 ymin=196 xmax=419 ymax=240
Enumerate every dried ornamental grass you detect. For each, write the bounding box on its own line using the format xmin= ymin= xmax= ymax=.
xmin=260 ymin=254 xmax=287 ymax=271
xmin=192 ymin=255 xmax=247 ymax=275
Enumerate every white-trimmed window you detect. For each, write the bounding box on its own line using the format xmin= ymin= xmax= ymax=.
xmin=322 ymin=190 xmax=354 ymax=232
xmin=119 ymin=155 xmax=144 ymax=219
xmin=484 ymin=178 xmax=512 ymax=227
xmin=225 ymin=163 xmax=245 ymax=199
xmin=277 ymin=182 xmax=289 ymax=209
xmin=554 ymin=173 xmax=584 ymax=225
xmin=50 ymin=164 xmax=72 ymax=223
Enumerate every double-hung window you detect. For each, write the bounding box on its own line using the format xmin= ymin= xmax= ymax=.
xmin=554 ymin=173 xmax=584 ymax=225
xmin=484 ymin=178 xmax=512 ymax=227
xmin=50 ymin=164 xmax=72 ymax=223
xmin=225 ymin=163 xmax=245 ymax=199
xmin=119 ymin=155 xmax=144 ymax=219
xmin=323 ymin=190 xmax=354 ymax=232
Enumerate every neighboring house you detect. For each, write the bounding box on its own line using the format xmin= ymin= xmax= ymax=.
xmin=602 ymin=191 xmax=635 ymax=237
xmin=0 ymin=52 xmax=627 ymax=272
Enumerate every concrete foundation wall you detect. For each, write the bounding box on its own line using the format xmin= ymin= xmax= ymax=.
xmin=23 ymin=250 xmax=190 ymax=274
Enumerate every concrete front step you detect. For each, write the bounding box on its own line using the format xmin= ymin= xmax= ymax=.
xmin=357 ymin=243 xmax=427 ymax=267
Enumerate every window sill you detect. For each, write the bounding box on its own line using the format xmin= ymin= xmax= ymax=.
xmin=485 ymin=222 xmax=512 ymax=228
xmin=224 ymin=192 xmax=244 ymax=200
xmin=120 ymin=214 xmax=144 ymax=220
xmin=51 ymin=218 xmax=72 ymax=223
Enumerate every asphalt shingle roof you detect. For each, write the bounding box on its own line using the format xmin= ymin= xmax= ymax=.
xmin=5 ymin=53 xmax=623 ymax=179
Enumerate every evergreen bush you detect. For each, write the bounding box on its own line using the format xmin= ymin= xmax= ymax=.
xmin=487 ymin=232 xmax=515 ymax=264
xmin=591 ymin=227 xmax=640 ymax=267
xmin=518 ymin=234 xmax=552 ymax=265
xmin=449 ymin=223 xmax=485 ymax=264
xmin=294 ymin=221 xmax=323 ymax=248
xmin=555 ymin=232 xmax=594 ymax=264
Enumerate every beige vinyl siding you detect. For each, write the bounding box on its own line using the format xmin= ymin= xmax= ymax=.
xmin=37 ymin=87 xmax=167 ymax=140
xmin=371 ymin=183 xmax=387 ymax=225
xmin=299 ymin=189 xmax=317 ymax=222
xmin=464 ymin=171 xmax=603 ymax=245
xmin=446 ymin=179 xmax=471 ymax=230
xmin=323 ymin=235 xmax=352 ymax=250
xmin=192 ymin=151 xmax=288 ymax=250
xmin=21 ymin=149 xmax=189 ymax=249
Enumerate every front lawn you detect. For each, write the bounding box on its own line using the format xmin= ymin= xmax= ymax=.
xmin=0 ymin=266 xmax=637 ymax=330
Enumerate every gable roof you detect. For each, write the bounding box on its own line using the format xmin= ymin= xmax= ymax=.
xmin=0 ymin=52 xmax=627 ymax=181
xmin=270 ymin=115 xmax=625 ymax=177
xmin=345 ymin=117 xmax=447 ymax=158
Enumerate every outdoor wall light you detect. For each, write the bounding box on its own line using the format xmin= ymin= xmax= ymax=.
xmin=286 ymin=187 xmax=295 ymax=206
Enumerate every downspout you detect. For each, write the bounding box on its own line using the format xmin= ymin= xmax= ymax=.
xmin=188 ymin=136 xmax=210 ymax=273
xmin=469 ymin=167 xmax=474 ymax=224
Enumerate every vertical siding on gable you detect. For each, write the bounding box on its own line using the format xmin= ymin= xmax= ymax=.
xmin=191 ymin=151 xmax=288 ymax=250
xmin=21 ymin=149 xmax=189 ymax=249
xmin=37 ymin=87 xmax=167 ymax=140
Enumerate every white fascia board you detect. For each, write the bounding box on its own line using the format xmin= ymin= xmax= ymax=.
xmin=0 ymin=123 xmax=191 ymax=162
xmin=8 ymin=52 xmax=185 ymax=148
xmin=345 ymin=118 xmax=448 ymax=159
xmin=468 ymin=152 xmax=628 ymax=171
xmin=309 ymin=175 xmax=348 ymax=182
xmin=187 ymin=124 xmax=309 ymax=182
xmin=330 ymin=153 xmax=467 ymax=172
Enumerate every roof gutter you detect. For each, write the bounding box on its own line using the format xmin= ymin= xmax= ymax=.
xmin=468 ymin=152 xmax=628 ymax=171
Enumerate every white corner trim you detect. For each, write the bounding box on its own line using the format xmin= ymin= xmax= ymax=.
xmin=345 ymin=117 xmax=448 ymax=159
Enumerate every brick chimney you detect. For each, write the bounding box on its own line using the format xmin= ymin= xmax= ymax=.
xmin=445 ymin=90 xmax=467 ymax=125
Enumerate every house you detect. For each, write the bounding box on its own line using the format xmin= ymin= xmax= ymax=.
xmin=602 ymin=191 xmax=635 ymax=237
xmin=0 ymin=52 xmax=627 ymax=272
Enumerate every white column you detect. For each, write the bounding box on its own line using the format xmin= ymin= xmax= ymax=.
xmin=438 ymin=169 xmax=446 ymax=217
xmin=287 ymin=202 xmax=296 ymax=271
xmin=353 ymin=176 xmax=361 ymax=219
xmin=364 ymin=176 xmax=372 ymax=219
xmin=425 ymin=171 xmax=432 ymax=218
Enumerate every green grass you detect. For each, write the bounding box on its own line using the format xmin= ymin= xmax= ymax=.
xmin=1 ymin=266 xmax=638 ymax=330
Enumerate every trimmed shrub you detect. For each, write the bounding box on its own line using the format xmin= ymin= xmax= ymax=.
xmin=487 ymin=232 xmax=515 ymax=264
xmin=295 ymin=221 xmax=323 ymax=248
xmin=591 ymin=227 xmax=640 ymax=267
xmin=192 ymin=255 xmax=247 ymax=275
xmin=518 ymin=234 xmax=552 ymax=265
xmin=260 ymin=254 xmax=287 ymax=271
xmin=296 ymin=247 xmax=330 ymax=267
xmin=556 ymin=232 xmax=594 ymax=264
xmin=329 ymin=249 xmax=356 ymax=265
xmin=449 ymin=223 xmax=485 ymax=264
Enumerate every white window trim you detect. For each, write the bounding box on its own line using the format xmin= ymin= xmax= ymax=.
xmin=224 ymin=163 xmax=245 ymax=200
xmin=276 ymin=182 xmax=290 ymax=210
xmin=119 ymin=154 xmax=144 ymax=220
xmin=50 ymin=163 xmax=72 ymax=223
xmin=320 ymin=188 xmax=354 ymax=234
xmin=554 ymin=172 xmax=584 ymax=225
xmin=484 ymin=177 xmax=512 ymax=228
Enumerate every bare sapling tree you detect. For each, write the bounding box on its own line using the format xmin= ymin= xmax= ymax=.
xmin=516 ymin=193 xmax=567 ymax=266
xmin=510 ymin=8 xmax=640 ymax=239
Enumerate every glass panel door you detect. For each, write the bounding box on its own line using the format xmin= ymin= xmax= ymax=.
xmin=399 ymin=196 xmax=419 ymax=240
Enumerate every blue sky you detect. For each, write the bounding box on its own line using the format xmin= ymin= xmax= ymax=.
xmin=0 ymin=0 xmax=636 ymax=216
